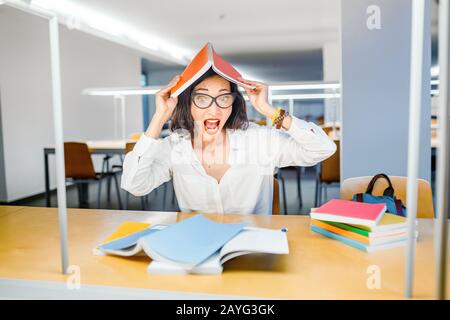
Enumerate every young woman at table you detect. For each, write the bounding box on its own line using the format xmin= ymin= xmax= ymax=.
xmin=121 ymin=69 xmax=336 ymax=214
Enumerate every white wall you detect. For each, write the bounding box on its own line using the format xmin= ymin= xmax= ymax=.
xmin=146 ymin=67 xmax=184 ymax=121
xmin=340 ymin=0 xmax=431 ymax=182
xmin=0 ymin=6 xmax=143 ymax=201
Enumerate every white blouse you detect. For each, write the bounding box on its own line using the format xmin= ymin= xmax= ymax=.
xmin=121 ymin=116 xmax=336 ymax=215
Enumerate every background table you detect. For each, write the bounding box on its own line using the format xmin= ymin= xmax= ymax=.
xmin=0 ymin=206 xmax=449 ymax=299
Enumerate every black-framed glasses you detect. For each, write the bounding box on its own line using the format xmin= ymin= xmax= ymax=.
xmin=191 ymin=92 xmax=237 ymax=109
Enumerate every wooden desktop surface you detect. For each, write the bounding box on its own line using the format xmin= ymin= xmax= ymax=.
xmin=0 ymin=206 xmax=448 ymax=299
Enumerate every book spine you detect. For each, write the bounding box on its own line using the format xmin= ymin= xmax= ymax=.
xmin=310 ymin=213 xmax=375 ymax=228
xmin=310 ymin=225 xmax=368 ymax=252
xmin=322 ymin=220 xmax=369 ymax=237
xmin=311 ymin=220 xmax=369 ymax=244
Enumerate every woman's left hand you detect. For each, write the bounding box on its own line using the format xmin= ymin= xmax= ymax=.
xmin=238 ymin=77 xmax=275 ymax=118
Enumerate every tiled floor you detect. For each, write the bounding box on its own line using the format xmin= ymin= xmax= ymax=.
xmin=12 ymin=167 xmax=341 ymax=215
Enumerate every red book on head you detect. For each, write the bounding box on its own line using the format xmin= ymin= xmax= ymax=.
xmin=310 ymin=199 xmax=386 ymax=228
xmin=170 ymin=42 xmax=255 ymax=97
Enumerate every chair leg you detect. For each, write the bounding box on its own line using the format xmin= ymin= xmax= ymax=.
xmin=141 ymin=196 xmax=146 ymax=210
xmin=113 ymin=174 xmax=123 ymax=210
xmin=76 ymin=183 xmax=85 ymax=208
xmin=97 ymin=179 xmax=102 ymax=209
xmin=315 ymin=180 xmax=323 ymax=207
xmin=171 ymin=183 xmax=176 ymax=204
xmin=318 ymin=182 xmax=323 ymax=206
xmin=278 ymin=170 xmax=288 ymax=215
xmin=314 ymin=178 xmax=319 ymax=207
xmin=296 ymin=167 xmax=303 ymax=208
xmin=106 ymin=158 xmax=111 ymax=202
xmin=106 ymin=181 xmax=111 ymax=202
xmin=324 ymin=184 xmax=328 ymax=203
xmin=163 ymin=183 xmax=167 ymax=210
xmin=101 ymin=155 xmax=111 ymax=202
xmin=82 ymin=183 xmax=90 ymax=206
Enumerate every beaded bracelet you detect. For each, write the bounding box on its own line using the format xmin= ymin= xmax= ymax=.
xmin=273 ymin=109 xmax=289 ymax=129
xmin=271 ymin=107 xmax=282 ymax=124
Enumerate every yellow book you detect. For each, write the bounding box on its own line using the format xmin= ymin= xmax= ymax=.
xmin=101 ymin=221 xmax=151 ymax=244
xmin=349 ymin=212 xmax=407 ymax=232
xmin=93 ymin=221 xmax=151 ymax=255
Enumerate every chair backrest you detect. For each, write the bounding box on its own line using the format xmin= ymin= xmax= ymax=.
xmin=340 ymin=175 xmax=434 ymax=218
xmin=64 ymin=142 xmax=96 ymax=179
xmin=316 ymin=115 xmax=324 ymax=126
xmin=125 ymin=142 xmax=136 ymax=154
xmin=272 ymin=178 xmax=280 ymax=215
xmin=320 ymin=139 xmax=340 ymax=183
xmin=129 ymin=133 xmax=142 ymax=142
xmin=321 ymin=126 xmax=333 ymax=137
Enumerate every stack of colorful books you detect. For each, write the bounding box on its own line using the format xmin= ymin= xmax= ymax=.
xmin=310 ymin=199 xmax=417 ymax=252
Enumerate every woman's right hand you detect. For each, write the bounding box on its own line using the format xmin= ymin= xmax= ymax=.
xmin=154 ymin=74 xmax=181 ymax=124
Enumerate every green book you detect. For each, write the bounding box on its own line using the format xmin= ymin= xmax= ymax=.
xmin=322 ymin=220 xmax=369 ymax=237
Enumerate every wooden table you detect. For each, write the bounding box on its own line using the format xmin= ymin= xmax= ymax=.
xmin=0 ymin=206 xmax=448 ymax=299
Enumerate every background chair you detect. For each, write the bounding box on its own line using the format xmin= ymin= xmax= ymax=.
xmin=64 ymin=142 xmax=122 ymax=209
xmin=340 ymin=175 xmax=434 ymax=218
xmin=315 ymin=139 xmax=340 ymax=206
xmin=321 ymin=123 xmax=341 ymax=141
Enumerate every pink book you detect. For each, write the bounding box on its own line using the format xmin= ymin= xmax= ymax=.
xmin=310 ymin=199 xmax=386 ymax=228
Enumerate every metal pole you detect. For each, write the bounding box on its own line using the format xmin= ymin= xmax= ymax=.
xmin=332 ymin=88 xmax=337 ymax=135
xmin=49 ymin=16 xmax=69 ymax=274
xmin=267 ymin=87 xmax=273 ymax=126
xmin=288 ymin=98 xmax=294 ymax=116
xmin=405 ymin=0 xmax=426 ymax=298
xmin=435 ymin=0 xmax=449 ymax=300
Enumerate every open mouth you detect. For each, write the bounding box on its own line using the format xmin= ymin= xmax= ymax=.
xmin=203 ymin=118 xmax=221 ymax=135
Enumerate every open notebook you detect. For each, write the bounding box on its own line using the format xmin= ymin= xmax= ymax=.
xmin=95 ymin=215 xmax=289 ymax=275
xmin=147 ymin=226 xmax=289 ymax=274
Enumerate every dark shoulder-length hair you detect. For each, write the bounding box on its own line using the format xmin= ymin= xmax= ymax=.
xmin=169 ymin=68 xmax=249 ymax=137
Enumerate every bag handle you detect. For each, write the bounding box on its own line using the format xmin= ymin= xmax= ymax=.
xmin=365 ymin=173 xmax=395 ymax=197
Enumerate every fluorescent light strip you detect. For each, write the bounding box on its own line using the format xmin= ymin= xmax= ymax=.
xmin=85 ymin=82 xmax=344 ymax=97
xmin=271 ymin=93 xmax=340 ymax=100
xmin=83 ymin=87 xmax=160 ymax=96
xmin=83 ymin=87 xmax=340 ymax=100
xmin=30 ymin=0 xmax=190 ymax=63
xmin=269 ymin=83 xmax=340 ymax=90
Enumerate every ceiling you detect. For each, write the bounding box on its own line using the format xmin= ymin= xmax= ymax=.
xmin=61 ymin=0 xmax=440 ymax=82
xmin=74 ymin=0 xmax=341 ymax=56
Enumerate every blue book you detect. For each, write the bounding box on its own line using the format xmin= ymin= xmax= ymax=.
xmin=141 ymin=215 xmax=247 ymax=268
xmin=96 ymin=226 xmax=166 ymax=256
xmin=310 ymin=225 xmax=407 ymax=253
